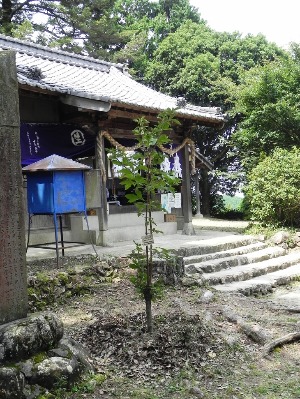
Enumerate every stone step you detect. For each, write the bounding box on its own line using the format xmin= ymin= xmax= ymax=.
xmin=183 ymin=242 xmax=268 ymax=266
xmin=202 ymin=251 xmax=300 ymax=285
xmin=177 ymin=235 xmax=256 ymax=257
xmin=185 ymin=246 xmax=286 ymax=274
xmin=213 ymin=259 xmax=300 ymax=296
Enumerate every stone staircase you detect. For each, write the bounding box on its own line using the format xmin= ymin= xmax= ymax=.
xmin=181 ymin=236 xmax=300 ymax=296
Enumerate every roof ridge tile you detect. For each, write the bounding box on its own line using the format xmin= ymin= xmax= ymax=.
xmin=0 ymin=34 xmax=125 ymax=73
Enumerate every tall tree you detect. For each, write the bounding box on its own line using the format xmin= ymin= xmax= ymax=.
xmin=112 ymin=0 xmax=203 ymax=79
xmin=233 ymin=55 xmax=300 ymax=172
xmin=142 ymin=21 xmax=286 ymax=215
xmin=0 ymin=0 xmax=125 ymax=59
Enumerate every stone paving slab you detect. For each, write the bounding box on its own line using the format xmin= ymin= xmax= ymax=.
xmin=177 ymin=235 xmax=256 ymax=257
xmin=183 ymin=242 xmax=267 ymax=265
xmin=188 ymin=246 xmax=286 ymax=274
xmin=214 ymin=262 xmax=300 ymax=295
xmin=192 ymin=217 xmax=249 ymax=233
xmin=270 ymin=283 xmax=300 ymax=310
xmin=204 ymin=251 xmax=300 ymax=285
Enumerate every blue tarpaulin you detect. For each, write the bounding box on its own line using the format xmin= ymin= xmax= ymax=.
xmin=20 ymin=123 xmax=96 ymax=165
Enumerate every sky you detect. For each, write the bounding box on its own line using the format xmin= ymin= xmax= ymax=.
xmin=189 ymin=0 xmax=300 ymax=49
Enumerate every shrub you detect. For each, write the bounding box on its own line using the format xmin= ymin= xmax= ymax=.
xmin=246 ymin=147 xmax=300 ymax=226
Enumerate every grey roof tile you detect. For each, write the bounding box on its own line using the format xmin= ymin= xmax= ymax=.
xmin=22 ymin=154 xmax=91 ymax=171
xmin=0 ymin=34 xmax=224 ymax=123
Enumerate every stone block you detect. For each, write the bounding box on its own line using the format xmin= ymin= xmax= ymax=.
xmin=0 ymin=312 xmax=63 ymax=362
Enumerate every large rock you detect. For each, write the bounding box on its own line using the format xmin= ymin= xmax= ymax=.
xmin=30 ymin=356 xmax=81 ymax=389
xmin=17 ymin=337 xmax=95 ymax=392
xmin=271 ymin=231 xmax=290 ymax=245
xmin=55 ymin=337 xmax=95 ymax=372
xmin=0 ymin=313 xmax=94 ymax=398
xmin=0 ymin=312 xmax=63 ymax=362
xmin=0 ymin=367 xmax=25 ymax=399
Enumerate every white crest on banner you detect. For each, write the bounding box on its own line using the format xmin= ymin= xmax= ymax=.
xmin=172 ymin=153 xmax=182 ymax=178
xmin=71 ymin=129 xmax=85 ymax=146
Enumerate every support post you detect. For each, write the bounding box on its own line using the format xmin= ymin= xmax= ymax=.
xmin=0 ymin=51 xmax=28 ymax=324
xmin=95 ymin=130 xmax=108 ymax=245
xmin=194 ymin=171 xmax=203 ymax=218
xmin=181 ymin=144 xmax=195 ymax=235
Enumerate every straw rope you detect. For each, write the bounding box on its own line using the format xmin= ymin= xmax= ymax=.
xmin=96 ymin=130 xmax=196 ymax=182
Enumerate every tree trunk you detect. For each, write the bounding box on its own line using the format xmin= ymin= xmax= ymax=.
xmin=144 ymin=286 xmax=153 ymax=333
xmin=200 ymin=169 xmax=210 ymax=217
xmin=263 ymin=332 xmax=300 ymax=357
xmin=2 ymin=0 xmax=13 ymax=35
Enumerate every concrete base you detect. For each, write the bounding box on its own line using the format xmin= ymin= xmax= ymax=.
xmin=193 ymin=212 xmax=204 ymax=219
xmin=70 ymin=212 xmax=178 ymax=246
xmin=98 ymin=221 xmax=177 ymax=246
xmin=182 ymin=222 xmax=196 ymax=236
xmin=26 ymin=211 xmax=180 ymax=248
xmin=27 ymin=229 xmax=73 ymax=246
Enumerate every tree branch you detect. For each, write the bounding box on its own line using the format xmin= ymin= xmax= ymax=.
xmin=263 ymin=332 xmax=300 ymax=357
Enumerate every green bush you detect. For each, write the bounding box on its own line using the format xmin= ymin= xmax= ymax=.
xmin=246 ymin=147 xmax=300 ymax=226
xmin=211 ymin=195 xmax=245 ymax=220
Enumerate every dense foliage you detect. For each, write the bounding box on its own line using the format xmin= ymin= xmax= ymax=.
xmin=0 ymin=0 xmax=126 ymax=58
xmin=233 ymin=55 xmax=300 ymax=168
xmin=2 ymin=0 xmax=300 ymax=222
xmin=141 ymin=21 xmax=285 ymax=215
xmin=246 ymin=148 xmax=300 ymax=226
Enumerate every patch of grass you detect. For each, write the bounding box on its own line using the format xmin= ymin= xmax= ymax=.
xmin=32 ymin=351 xmax=48 ymax=364
xmin=37 ymin=373 xmax=106 ymax=399
xmin=70 ymin=373 xmax=106 ymax=394
xmin=245 ymin=222 xmax=296 ymax=239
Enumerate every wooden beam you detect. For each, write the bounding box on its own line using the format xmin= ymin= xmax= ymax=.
xmin=110 ymin=105 xmax=223 ymax=127
xmin=98 ymin=119 xmax=135 ymax=129
xmin=109 ymin=130 xmax=136 ymax=139
xmin=181 ymin=144 xmax=195 ymax=235
xmin=108 ymin=108 xmax=158 ymax=122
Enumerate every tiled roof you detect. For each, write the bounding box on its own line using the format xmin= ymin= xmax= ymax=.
xmin=0 ymin=34 xmax=224 ymax=124
xmin=22 ymin=154 xmax=91 ymax=171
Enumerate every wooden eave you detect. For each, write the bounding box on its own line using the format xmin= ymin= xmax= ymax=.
xmin=18 ymin=84 xmax=223 ymax=129
xmin=18 ymin=83 xmax=60 ymax=97
xmin=110 ymin=104 xmax=224 ymax=128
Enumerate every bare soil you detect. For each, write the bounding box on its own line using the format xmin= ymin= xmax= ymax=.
xmin=27 ymin=255 xmax=300 ymax=399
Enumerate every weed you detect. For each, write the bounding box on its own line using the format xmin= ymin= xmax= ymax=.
xmin=32 ymin=351 xmax=48 ymax=364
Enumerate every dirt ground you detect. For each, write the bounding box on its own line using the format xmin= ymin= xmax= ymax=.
xmin=27 ymin=255 xmax=300 ymax=399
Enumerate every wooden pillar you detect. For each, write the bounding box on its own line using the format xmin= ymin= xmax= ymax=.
xmin=181 ymin=144 xmax=195 ymax=235
xmin=0 ymin=51 xmax=28 ymax=324
xmin=200 ymin=168 xmax=210 ymax=217
xmin=194 ymin=171 xmax=203 ymax=218
xmin=95 ymin=130 xmax=108 ymax=244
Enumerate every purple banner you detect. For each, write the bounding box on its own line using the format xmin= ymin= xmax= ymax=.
xmin=20 ymin=123 xmax=95 ymax=165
